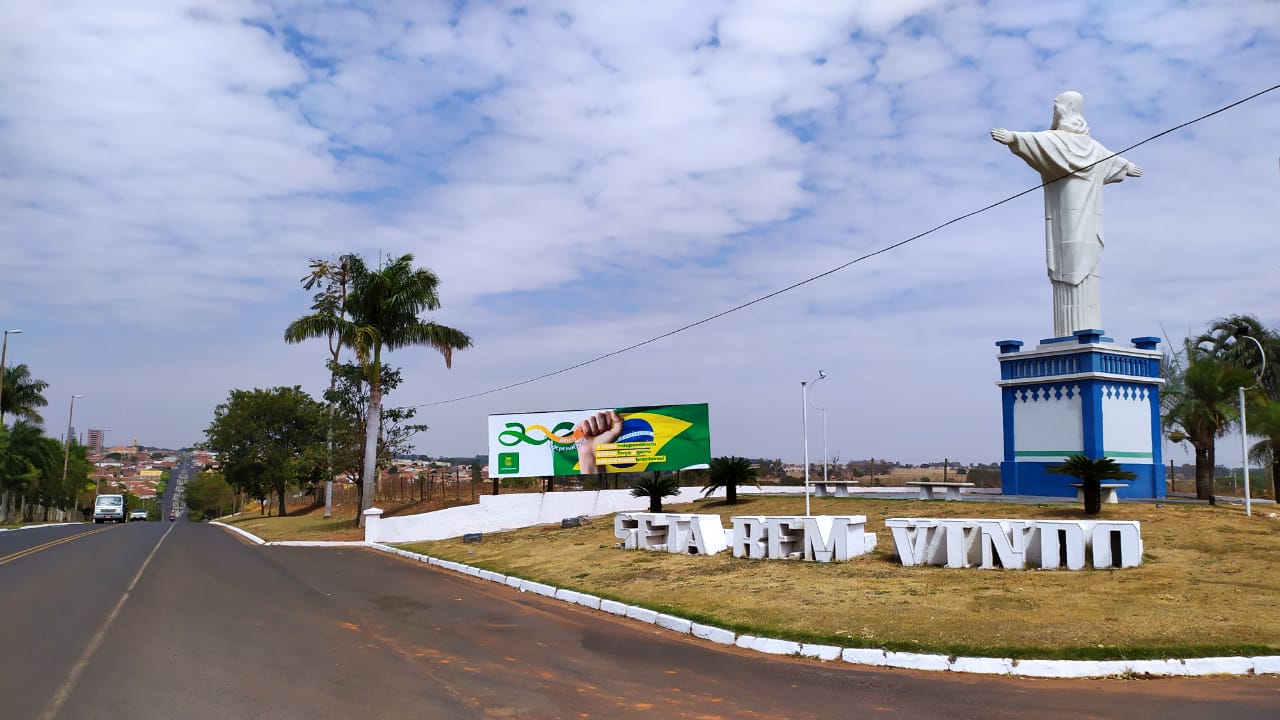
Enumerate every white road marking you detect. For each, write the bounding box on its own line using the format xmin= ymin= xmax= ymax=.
xmin=37 ymin=522 xmax=176 ymax=720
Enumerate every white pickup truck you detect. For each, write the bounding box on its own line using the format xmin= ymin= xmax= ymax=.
xmin=93 ymin=494 xmax=126 ymax=524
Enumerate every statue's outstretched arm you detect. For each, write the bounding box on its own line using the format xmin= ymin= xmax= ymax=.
xmin=991 ymin=128 xmax=1014 ymax=145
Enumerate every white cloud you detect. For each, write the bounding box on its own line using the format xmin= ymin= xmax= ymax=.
xmin=1 ymin=0 xmax=1275 ymax=471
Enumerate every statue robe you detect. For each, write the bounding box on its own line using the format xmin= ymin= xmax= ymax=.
xmin=1004 ymin=130 xmax=1134 ymax=337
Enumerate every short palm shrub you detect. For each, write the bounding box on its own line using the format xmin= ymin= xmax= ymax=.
xmin=1048 ymin=455 xmax=1136 ymax=516
xmin=631 ymin=473 xmax=681 ymax=512
xmin=702 ymin=456 xmax=758 ymax=504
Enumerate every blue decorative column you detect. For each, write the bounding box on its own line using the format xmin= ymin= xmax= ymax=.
xmin=996 ymin=330 xmax=1165 ymax=498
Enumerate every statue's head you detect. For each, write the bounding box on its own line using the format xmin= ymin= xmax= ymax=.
xmin=1051 ymin=91 xmax=1089 ymax=134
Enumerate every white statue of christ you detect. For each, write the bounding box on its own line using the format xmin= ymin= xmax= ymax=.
xmin=992 ymin=91 xmax=1142 ymax=337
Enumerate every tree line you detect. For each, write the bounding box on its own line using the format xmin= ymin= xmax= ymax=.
xmin=0 ymin=364 xmax=93 ymax=523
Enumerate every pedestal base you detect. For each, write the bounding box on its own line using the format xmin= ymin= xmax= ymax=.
xmin=995 ymin=330 xmax=1166 ymax=500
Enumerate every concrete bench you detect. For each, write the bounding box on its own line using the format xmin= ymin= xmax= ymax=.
xmin=811 ymin=481 xmax=860 ymax=498
xmin=905 ymin=481 xmax=975 ymax=501
xmin=1069 ymin=483 xmax=1127 ymax=504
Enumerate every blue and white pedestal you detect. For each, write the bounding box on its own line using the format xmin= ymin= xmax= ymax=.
xmin=996 ymin=329 xmax=1165 ymax=499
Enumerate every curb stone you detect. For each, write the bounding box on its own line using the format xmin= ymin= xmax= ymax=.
xmin=204 ymin=526 xmax=1280 ymax=679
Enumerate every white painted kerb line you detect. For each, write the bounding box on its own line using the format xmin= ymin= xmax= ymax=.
xmin=38 ymin=523 xmax=176 ymax=720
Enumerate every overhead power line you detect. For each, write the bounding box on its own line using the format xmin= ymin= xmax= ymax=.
xmin=415 ymin=83 xmax=1279 ymax=408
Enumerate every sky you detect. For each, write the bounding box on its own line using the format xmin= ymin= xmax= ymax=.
xmin=2 ymin=0 xmax=1277 ymax=466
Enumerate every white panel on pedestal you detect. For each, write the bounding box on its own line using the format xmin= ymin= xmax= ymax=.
xmin=1101 ymin=384 xmax=1154 ymax=464
xmin=1013 ymin=385 xmax=1083 ymax=462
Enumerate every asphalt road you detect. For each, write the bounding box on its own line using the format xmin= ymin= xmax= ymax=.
xmin=1 ymin=522 xmax=1276 ymax=720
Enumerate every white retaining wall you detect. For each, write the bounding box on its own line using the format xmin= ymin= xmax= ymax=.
xmin=363 ymin=485 xmax=986 ymax=544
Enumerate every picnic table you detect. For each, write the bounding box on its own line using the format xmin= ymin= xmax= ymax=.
xmin=904 ymin=481 xmax=975 ymax=501
xmin=1069 ymin=483 xmax=1127 ymax=504
xmin=810 ymin=481 xmax=860 ymax=498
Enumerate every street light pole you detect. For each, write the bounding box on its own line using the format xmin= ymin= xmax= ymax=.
xmin=62 ymin=394 xmax=84 ymax=518
xmin=801 ymin=370 xmax=826 ymax=516
xmin=0 ymin=328 xmax=23 ymax=426
xmin=98 ymin=427 xmax=112 ymax=495
xmin=808 ymin=378 xmax=829 ymax=488
xmin=1237 ymin=335 xmax=1267 ymax=517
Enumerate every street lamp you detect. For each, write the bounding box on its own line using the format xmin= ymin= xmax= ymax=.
xmin=1237 ymin=335 xmax=1267 ymax=517
xmin=801 ymin=370 xmax=827 ymax=516
xmin=808 ymin=376 xmax=829 ymax=490
xmin=62 ymin=394 xmax=84 ymax=517
xmin=98 ymin=428 xmax=112 ymax=494
xmin=0 ymin=328 xmax=23 ymax=426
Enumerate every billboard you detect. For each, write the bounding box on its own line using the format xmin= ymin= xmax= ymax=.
xmin=489 ymin=403 xmax=710 ymax=478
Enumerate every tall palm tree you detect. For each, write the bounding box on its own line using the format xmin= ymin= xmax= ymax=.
xmin=1163 ymin=339 xmax=1254 ymax=504
xmin=1047 ymin=455 xmax=1136 ymax=516
xmin=285 ymin=253 xmax=471 ymax=526
xmin=1197 ymin=314 xmax=1279 ymax=399
xmin=1196 ymin=314 xmax=1279 ymax=500
xmin=296 ymin=254 xmax=358 ymax=515
xmin=1 ymin=363 xmax=50 ymax=426
xmin=702 ymin=456 xmax=758 ymax=504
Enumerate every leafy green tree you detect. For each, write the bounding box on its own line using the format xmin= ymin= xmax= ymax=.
xmin=185 ymin=470 xmax=236 ymax=521
xmin=1163 ymin=338 xmax=1254 ymax=503
xmin=702 ymin=456 xmax=757 ymax=504
xmin=1 ymin=363 xmax=49 ymax=426
xmin=631 ymin=473 xmax=681 ymax=513
xmin=285 ymin=253 xmax=471 ymax=526
xmin=1048 ymin=455 xmax=1136 ymax=516
xmin=204 ymin=386 xmax=328 ymax=516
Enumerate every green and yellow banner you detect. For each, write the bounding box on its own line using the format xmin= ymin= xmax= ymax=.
xmin=488 ymin=404 xmax=710 ymax=478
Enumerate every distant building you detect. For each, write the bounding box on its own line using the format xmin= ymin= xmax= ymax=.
xmin=88 ymin=428 xmax=105 ymax=455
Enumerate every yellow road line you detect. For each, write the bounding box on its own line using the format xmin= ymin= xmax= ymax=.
xmin=0 ymin=525 xmax=118 ymax=567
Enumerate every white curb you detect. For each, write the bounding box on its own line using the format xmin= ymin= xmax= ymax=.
xmin=205 ymin=525 xmax=1280 ymax=679
xmin=210 ymin=521 xmax=266 ymax=545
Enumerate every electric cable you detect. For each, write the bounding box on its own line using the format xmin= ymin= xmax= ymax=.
xmin=413 ymin=83 xmax=1279 ymax=408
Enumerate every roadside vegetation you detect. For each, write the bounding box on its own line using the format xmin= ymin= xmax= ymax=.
xmin=0 ymin=364 xmax=93 ymax=523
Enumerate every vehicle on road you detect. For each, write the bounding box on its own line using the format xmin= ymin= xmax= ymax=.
xmin=93 ymin=494 xmax=126 ymax=524
xmin=129 ymin=508 xmax=148 ymax=521
xmin=170 ymin=509 xmax=177 ymax=521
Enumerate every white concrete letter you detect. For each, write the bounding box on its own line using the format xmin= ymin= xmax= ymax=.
xmin=614 ymin=513 xmax=639 ymax=549
xmin=1090 ymin=521 xmax=1143 ymax=568
xmin=731 ymin=516 xmax=768 ymax=559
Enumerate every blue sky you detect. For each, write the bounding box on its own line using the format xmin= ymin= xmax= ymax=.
xmin=2 ymin=0 xmax=1276 ymax=465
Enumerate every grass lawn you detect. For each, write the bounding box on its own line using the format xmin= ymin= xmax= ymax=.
xmin=401 ymin=495 xmax=1280 ymax=661
xmin=223 ymin=506 xmax=366 ymax=541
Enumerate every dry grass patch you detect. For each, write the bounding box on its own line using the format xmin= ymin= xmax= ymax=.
xmin=403 ymin=495 xmax=1280 ymax=660
xmin=224 ymin=505 xmax=365 ymax=542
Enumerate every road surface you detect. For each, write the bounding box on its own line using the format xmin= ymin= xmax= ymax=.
xmin=1 ymin=522 xmax=1275 ymax=719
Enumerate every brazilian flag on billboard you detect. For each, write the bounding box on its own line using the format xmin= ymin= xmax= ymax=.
xmin=487 ymin=403 xmax=710 ymax=478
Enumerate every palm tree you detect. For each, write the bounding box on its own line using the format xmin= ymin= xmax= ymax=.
xmin=1162 ymin=339 xmax=1254 ymax=504
xmin=1197 ymin=314 xmax=1279 ymax=398
xmin=630 ymin=472 xmax=681 ymax=513
xmin=296 ymin=255 xmax=357 ymax=515
xmin=0 ymin=421 xmax=58 ymax=523
xmin=1 ymin=363 xmax=50 ymax=426
xmin=1246 ymin=400 xmax=1280 ymax=501
xmin=285 ymin=253 xmax=471 ymax=526
xmin=1048 ymin=455 xmax=1136 ymax=516
xmin=1197 ymin=314 xmax=1280 ymax=500
xmin=702 ymin=456 xmax=757 ymax=504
